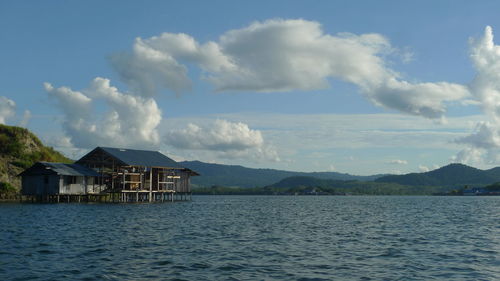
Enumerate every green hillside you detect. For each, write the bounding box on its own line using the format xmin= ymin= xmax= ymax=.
xmin=0 ymin=124 xmax=71 ymax=196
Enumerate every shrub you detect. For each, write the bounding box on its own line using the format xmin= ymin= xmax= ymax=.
xmin=0 ymin=182 xmax=16 ymax=193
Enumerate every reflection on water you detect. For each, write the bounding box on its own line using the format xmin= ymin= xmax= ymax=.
xmin=1 ymin=196 xmax=499 ymax=280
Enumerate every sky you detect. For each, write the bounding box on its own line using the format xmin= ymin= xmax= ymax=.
xmin=4 ymin=0 xmax=500 ymax=175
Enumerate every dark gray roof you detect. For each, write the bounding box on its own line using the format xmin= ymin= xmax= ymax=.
xmin=19 ymin=162 xmax=100 ymax=177
xmin=98 ymin=147 xmax=183 ymax=168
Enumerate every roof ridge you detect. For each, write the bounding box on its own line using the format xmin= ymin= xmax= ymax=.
xmin=99 ymin=146 xmax=161 ymax=153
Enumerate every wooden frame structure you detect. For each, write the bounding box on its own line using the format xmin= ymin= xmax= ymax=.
xmin=20 ymin=147 xmax=198 ymax=203
xmin=76 ymin=147 xmax=198 ymax=202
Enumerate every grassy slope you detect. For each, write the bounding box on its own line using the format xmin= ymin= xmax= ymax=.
xmin=0 ymin=124 xmax=71 ymax=195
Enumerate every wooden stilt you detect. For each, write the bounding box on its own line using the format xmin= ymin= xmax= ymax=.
xmin=149 ymin=167 xmax=153 ymax=203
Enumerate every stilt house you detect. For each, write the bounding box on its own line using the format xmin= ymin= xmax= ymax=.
xmin=20 ymin=147 xmax=198 ymax=202
xmin=19 ymin=162 xmax=101 ymax=195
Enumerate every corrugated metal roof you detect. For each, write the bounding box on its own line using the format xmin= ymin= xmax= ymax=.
xmin=22 ymin=162 xmax=101 ymax=176
xmin=99 ymin=147 xmax=183 ymax=168
xmin=18 ymin=162 xmax=100 ymax=177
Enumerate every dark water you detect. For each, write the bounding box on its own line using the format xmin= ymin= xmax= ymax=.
xmin=1 ymin=196 xmax=499 ymax=280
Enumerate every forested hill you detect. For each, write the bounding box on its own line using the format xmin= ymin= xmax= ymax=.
xmin=375 ymin=163 xmax=500 ymax=187
xmin=0 ymin=124 xmax=71 ymax=194
xmin=265 ymin=176 xmax=447 ymax=195
xmin=179 ymin=160 xmax=383 ymax=188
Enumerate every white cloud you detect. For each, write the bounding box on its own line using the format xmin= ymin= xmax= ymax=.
xmin=44 ymin=77 xmax=162 ymax=149
xmin=388 ymin=159 xmax=408 ymax=165
xmin=371 ymin=78 xmax=469 ymax=119
xmin=455 ymin=122 xmax=500 ymax=164
xmin=109 ymin=33 xmax=235 ymax=97
xmin=328 ymin=164 xmax=336 ymax=172
xmin=44 ymin=135 xmax=88 ymax=160
xmin=0 ymin=96 xmax=16 ymax=124
xmin=111 ymin=18 xmax=468 ymax=119
xmin=455 ymin=26 xmax=500 ymax=165
xmin=164 ymin=119 xmax=279 ymax=162
xmin=418 ymin=165 xmax=430 ymax=172
xmin=452 ymin=147 xmax=485 ymax=165
xmin=19 ymin=110 xmax=31 ymax=127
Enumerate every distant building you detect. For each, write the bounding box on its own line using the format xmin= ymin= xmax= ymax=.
xmin=462 ymin=187 xmax=487 ymax=196
xmin=20 ymin=147 xmax=198 ymax=202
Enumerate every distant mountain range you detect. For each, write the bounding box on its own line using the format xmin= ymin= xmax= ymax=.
xmin=375 ymin=163 xmax=500 ymax=187
xmin=180 ymin=160 xmax=384 ymax=188
xmin=182 ymin=161 xmax=500 ymax=190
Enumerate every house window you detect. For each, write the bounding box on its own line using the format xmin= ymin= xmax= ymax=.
xmin=68 ymin=176 xmax=77 ymax=184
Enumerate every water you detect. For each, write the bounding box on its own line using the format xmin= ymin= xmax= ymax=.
xmin=1 ymin=196 xmax=499 ymax=280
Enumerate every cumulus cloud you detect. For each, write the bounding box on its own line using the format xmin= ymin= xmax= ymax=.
xmin=0 ymin=96 xmax=16 ymax=124
xmin=455 ymin=122 xmax=500 ymax=164
xmin=44 ymin=77 xmax=162 ymax=149
xmin=164 ymin=119 xmax=279 ymax=162
xmin=455 ymin=26 xmax=500 ymax=165
xmin=110 ymin=19 xmax=468 ymax=119
xmin=109 ymin=33 xmax=235 ymax=97
xmin=418 ymin=165 xmax=430 ymax=172
xmin=452 ymin=147 xmax=485 ymax=164
xmin=19 ymin=110 xmax=31 ymax=127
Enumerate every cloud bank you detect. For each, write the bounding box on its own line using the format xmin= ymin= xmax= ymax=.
xmin=45 ymin=20 xmax=500 ymax=168
xmin=110 ymin=19 xmax=469 ymax=119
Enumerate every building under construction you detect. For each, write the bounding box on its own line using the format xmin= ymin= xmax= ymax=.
xmin=20 ymin=147 xmax=198 ymax=203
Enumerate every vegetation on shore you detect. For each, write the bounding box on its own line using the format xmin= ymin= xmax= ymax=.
xmin=0 ymin=124 xmax=72 ymax=196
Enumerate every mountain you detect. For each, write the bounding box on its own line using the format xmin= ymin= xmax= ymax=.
xmin=269 ymin=176 xmax=349 ymax=189
xmin=375 ymin=163 xmax=500 ymax=187
xmin=264 ymin=176 xmax=449 ymax=195
xmin=180 ymin=160 xmax=383 ymax=188
xmin=263 ymin=163 xmax=500 ymax=195
xmin=0 ymin=124 xmax=71 ymax=195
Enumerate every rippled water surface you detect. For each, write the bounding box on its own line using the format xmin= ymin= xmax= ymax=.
xmin=1 ymin=196 xmax=500 ymax=280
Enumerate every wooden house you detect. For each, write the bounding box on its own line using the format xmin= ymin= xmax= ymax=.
xmin=20 ymin=147 xmax=198 ymax=203
xmin=19 ymin=162 xmax=101 ymax=196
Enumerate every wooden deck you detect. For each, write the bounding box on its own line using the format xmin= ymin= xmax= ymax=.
xmin=21 ymin=191 xmax=192 ymax=203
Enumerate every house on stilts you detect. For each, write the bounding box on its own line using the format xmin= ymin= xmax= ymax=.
xmin=20 ymin=147 xmax=199 ymax=203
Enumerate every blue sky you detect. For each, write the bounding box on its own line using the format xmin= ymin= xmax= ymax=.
xmin=3 ymin=0 xmax=500 ymax=175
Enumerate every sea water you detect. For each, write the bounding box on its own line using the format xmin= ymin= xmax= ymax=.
xmin=0 ymin=196 xmax=499 ymax=280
